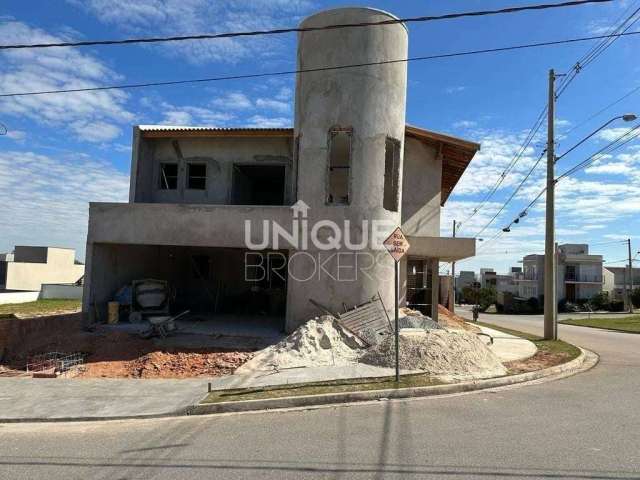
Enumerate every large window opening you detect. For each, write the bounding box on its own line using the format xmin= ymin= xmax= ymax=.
xmin=383 ymin=137 xmax=401 ymax=212
xmin=327 ymin=128 xmax=352 ymax=205
xmin=159 ymin=163 xmax=178 ymax=190
xmin=187 ymin=163 xmax=207 ymax=190
xmin=232 ymin=164 xmax=286 ymax=205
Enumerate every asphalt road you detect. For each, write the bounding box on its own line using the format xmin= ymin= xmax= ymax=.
xmin=1 ymin=312 xmax=639 ymax=479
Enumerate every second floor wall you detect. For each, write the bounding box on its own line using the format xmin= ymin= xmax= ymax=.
xmin=130 ymin=131 xmax=296 ymax=206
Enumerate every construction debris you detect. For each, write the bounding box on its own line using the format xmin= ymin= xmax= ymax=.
xmin=361 ymin=329 xmax=507 ymax=380
xmin=236 ymin=315 xmax=366 ymax=374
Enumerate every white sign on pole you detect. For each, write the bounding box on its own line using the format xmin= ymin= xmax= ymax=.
xmin=383 ymin=227 xmax=410 ymax=262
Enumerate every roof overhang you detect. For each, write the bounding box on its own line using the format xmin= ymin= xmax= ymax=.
xmin=138 ymin=124 xmax=480 ymax=204
xmin=404 ymin=125 xmax=480 ymax=205
xmin=406 ymin=236 xmax=476 ymax=262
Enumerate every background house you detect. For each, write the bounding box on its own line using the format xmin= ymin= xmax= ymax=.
xmin=514 ymin=244 xmax=603 ymax=303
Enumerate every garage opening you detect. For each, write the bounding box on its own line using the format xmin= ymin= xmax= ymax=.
xmin=89 ymin=244 xmax=288 ymax=336
xmin=231 ymin=164 xmax=286 ymax=205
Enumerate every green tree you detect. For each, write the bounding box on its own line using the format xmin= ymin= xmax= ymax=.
xmin=477 ymin=287 xmax=497 ymax=312
xmin=631 ymin=287 xmax=640 ymax=309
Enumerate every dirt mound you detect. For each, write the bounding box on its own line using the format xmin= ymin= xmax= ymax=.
xmin=236 ymin=315 xmax=366 ymax=373
xmin=123 ymin=351 xmax=253 ymax=379
xmin=361 ymin=329 xmax=507 ymax=380
xmin=438 ymin=305 xmax=480 ymax=332
xmin=2 ymin=324 xmax=255 ymax=379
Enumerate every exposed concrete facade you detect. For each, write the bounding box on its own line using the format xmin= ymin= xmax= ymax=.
xmin=83 ymin=7 xmax=480 ymax=331
xmin=0 ymin=246 xmax=84 ymax=292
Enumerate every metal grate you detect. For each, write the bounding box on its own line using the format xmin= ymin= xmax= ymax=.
xmin=26 ymin=352 xmax=84 ymax=374
xmin=337 ymin=294 xmax=391 ymax=346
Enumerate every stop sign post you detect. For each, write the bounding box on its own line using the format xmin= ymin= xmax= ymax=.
xmin=383 ymin=227 xmax=410 ymax=381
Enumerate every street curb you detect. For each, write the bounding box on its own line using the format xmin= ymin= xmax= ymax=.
xmin=187 ymin=348 xmax=598 ymax=416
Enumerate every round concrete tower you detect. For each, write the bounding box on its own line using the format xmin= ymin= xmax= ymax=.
xmin=286 ymin=8 xmax=409 ymax=330
xmin=294 ymin=7 xmax=408 ymax=212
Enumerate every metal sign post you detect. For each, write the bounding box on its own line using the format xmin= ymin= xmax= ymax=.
xmin=383 ymin=227 xmax=410 ymax=382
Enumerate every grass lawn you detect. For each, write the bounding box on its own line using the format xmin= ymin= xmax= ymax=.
xmin=202 ymin=373 xmax=444 ymax=404
xmin=0 ymin=299 xmax=81 ymax=317
xmin=560 ymin=315 xmax=640 ymax=333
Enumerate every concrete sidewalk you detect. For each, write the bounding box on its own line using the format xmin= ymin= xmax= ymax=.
xmin=480 ymin=325 xmax=538 ymax=362
xmin=0 ymin=377 xmax=208 ymax=422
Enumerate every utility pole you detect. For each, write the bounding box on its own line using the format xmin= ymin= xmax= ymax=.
xmin=628 ymin=238 xmax=634 ymax=313
xmin=544 ymin=69 xmax=557 ymax=340
xmin=450 ymin=220 xmax=457 ymax=313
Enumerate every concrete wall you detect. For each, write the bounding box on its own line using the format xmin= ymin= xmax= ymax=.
xmin=40 ymin=284 xmax=83 ymax=300
xmin=0 ymin=313 xmax=82 ymax=361
xmin=401 ymin=136 xmax=441 ymax=237
xmin=0 ymin=291 xmax=40 ymax=305
xmin=4 ymin=247 xmax=84 ymax=292
xmin=131 ymin=135 xmax=294 ymax=205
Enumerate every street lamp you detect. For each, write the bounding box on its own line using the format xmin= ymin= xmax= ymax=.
xmin=556 ymin=114 xmax=638 ymax=162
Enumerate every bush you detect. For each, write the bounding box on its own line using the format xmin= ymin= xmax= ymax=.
xmin=609 ymin=300 xmax=625 ymax=312
xmin=477 ymin=287 xmax=497 ymax=312
xmin=589 ymin=292 xmax=609 ymax=311
xmin=632 ymin=288 xmax=640 ymax=308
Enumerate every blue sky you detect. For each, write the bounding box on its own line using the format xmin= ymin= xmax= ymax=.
xmin=1 ymin=0 xmax=639 ymax=273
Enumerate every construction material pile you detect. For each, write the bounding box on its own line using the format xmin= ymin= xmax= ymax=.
xmin=361 ymin=329 xmax=507 ymax=380
xmin=236 ymin=315 xmax=366 ymax=374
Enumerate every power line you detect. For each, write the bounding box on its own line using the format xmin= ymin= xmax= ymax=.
xmin=465 ymin=7 xmax=640 ymax=239
xmin=495 ymin=124 xmax=640 ymax=237
xmin=474 ymin=149 xmax=547 ymax=237
xmin=555 ymin=2 xmax=640 ymax=98
xmin=0 ymin=0 xmax=614 ymax=51
xmin=2 ymin=30 xmax=639 ymax=99
xmin=557 ymin=123 xmax=640 ymax=179
xmin=563 ymin=83 xmax=640 ymax=137
xmin=459 ymin=106 xmax=547 ymax=232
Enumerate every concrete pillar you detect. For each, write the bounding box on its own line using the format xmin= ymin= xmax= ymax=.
xmin=431 ymin=258 xmax=439 ymax=322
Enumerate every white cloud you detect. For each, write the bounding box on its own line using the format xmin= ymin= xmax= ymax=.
xmin=0 ymin=150 xmax=129 ymax=258
xmin=453 ymin=120 xmax=477 ymax=129
xmin=211 ymin=92 xmax=253 ymax=110
xmin=4 ymin=129 xmax=26 ymax=141
xmin=597 ymin=127 xmax=633 ymax=142
xmin=0 ymin=21 xmax=133 ymax=142
xmin=256 ymin=98 xmax=291 ymax=114
xmin=68 ymin=0 xmax=314 ymax=64
xmin=445 ymin=86 xmax=466 ymax=94
xmin=246 ymin=115 xmax=290 ymax=128
xmin=585 ymin=162 xmax=633 ymax=174
xmin=158 ymin=102 xmax=235 ymax=126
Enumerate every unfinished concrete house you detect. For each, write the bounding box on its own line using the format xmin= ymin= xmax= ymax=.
xmin=83 ymin=7 xmax=479 ymax=333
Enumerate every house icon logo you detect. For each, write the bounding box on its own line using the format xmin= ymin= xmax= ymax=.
xmin=291 ymin=200 xmax=309 ymax=218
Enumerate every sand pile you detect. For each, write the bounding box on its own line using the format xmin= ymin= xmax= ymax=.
xmin=361 ymin=329 xmax=507 ymax=380
xmin=236 ymin=315 xmax=366 ymax=373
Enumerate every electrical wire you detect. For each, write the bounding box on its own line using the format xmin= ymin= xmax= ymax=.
xmin=474 ymin=149 xmax=547 ymax=237
xmin=458 ymin=106 xmax=547 ymax=232
xmin=555 ymin=1 xmax=640 ymax=98
xmin=557 ymin=123 xmax=640 ymax=179
xmin=563 ymin=83 xmax=640 ymax=137
xmin=0 ymin=0 xmax=614 ymax=51
xmin=2 ymin=30 xmax=639 ymax=99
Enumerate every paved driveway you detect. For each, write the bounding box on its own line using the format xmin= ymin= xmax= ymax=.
xmin=1 ymin=312 xmax=639 ymax=479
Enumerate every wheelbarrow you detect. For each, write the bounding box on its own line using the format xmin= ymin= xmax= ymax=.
xmin=139 ymin=310 xmax=190 ymax=339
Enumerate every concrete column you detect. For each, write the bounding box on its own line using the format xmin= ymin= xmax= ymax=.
xmin=431 ymin=258 xmax=439 ymax=322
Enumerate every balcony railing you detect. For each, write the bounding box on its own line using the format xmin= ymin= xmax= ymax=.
xmin=565 ymin=273 xmax=602 ymax=283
